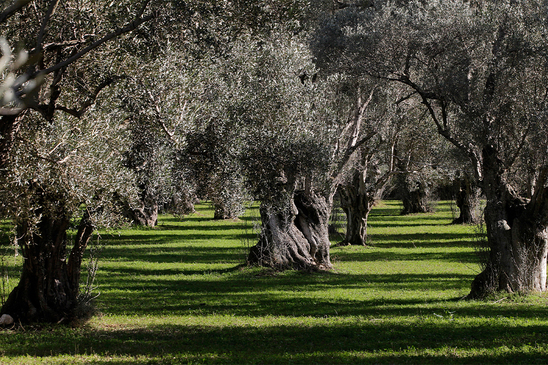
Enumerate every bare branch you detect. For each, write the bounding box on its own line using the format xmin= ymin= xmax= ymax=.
xmin=36 ymin=0 xmax=61 ymax=52
xmin=0 ymin=0 xmax=31 ymax=24
xmin=145 ymin=89 xmax=179 ymax=145
xmin=36 ymin=9 xmax=155 ymax=77
xmin=55 ymin=76 xmax=124 ymax=118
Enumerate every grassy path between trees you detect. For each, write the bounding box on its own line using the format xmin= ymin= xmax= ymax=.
xmin=2 ymin=201 xmax=548 ymax=364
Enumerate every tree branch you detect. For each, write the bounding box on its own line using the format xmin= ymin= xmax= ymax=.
xmin=36 ymin=0 xmax=61 ymax=52
xmin=331 ymin=130 xmax=377 ymax=190
xmin=35 ymin=9 xmax=155 ymax=77
xmin=0 ymin=0 xmax=30 ymax=24
xmin=55 ymin=76 xmax=124 ymax=118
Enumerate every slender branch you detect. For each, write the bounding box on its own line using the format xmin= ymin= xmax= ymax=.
xmin=145 ymin=89 xmax=179 ymax=144
xmin=137 ymin=0 xmax=151 ymax=18
xmin=56 ymin=76 xmax=123 ymax=118
xmin=395 ymin=91 xmax=417 ymax=105
xmin=0 ymin=0 xmax=31 ymax=24
xmin=331 ymin=130 xmax=378 ymax=191
xmin=392 ymin=74 xmax=484 ymax=182
xmin=36 ymin=10 xmax=155 ymax=77
xmin=0 ymin=107 xmax=23 ymax=116
xmin=346 ymin=86 xmax=376 ymax=150
xmin=36 ymin=0 xmax=61 ymax=52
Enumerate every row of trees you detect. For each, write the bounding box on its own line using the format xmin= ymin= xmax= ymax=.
xmin=1 ymin=0 xmax=548 ymax=324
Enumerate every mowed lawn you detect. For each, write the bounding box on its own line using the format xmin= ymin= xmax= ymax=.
xmin=2 ymin=201 xmax=548 ymax=364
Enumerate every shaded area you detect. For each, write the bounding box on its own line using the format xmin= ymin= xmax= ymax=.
xmin=366 ymin=232 xmax=478 ymax=248
xmin=2 ymin=319 xmax=548 ymax=364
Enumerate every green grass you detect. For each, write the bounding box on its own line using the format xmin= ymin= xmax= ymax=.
xmin=2 ymin=201 xmax=548 ymax=364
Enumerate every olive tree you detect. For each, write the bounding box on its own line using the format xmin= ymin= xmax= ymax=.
xmin=197 ymin=25 xmax=405 ymax=265
xmin=0 ymin=0 xmax=156 ymax=324
xmin=311 ymin=1 xmax=548 ymax=296
xmin=201 ymin=33 xmax=334 ymax=269
xmin=114 ymin=53 xmax=202 ymax=226
xmin=0 ymin=97 xmax=137 ymax=324
xmin=334 ymin=83 xmax=403 ymax=246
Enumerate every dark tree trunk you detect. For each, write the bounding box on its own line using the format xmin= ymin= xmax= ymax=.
xmin=397 ymin=174 xmax=431 ymax=215
xmin=169 ymin=191 xmax=197 ymax=216
xmin=452 ymin=174 xmax=481 ymax=224
xmin=1 ymin=209 xmax=94 ymax=324
xmin=0 ymin=114 xmax=23 ymax=170
xmin=126 ymin=187 xmax=158 ymax=227
xmin=401 ymin=181 xmax=430 ymax=214
xmin=248 ymin=191 xmax=332 ymax=270
xmin=469 ymin=146 xmax=548 ymax=298
xmin=338 ymin=171 xmax=376 ymax=246
xmin=214 ymin=203 xmax=233 ymax=220
xmin=129 ymin=202 xmax=159 ymax=227
xmin=212 ymin=198 xmax=243 ymax=220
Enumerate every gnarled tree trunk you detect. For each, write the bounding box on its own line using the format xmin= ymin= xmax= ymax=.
xmin=128 ymin=202 xmax=159 ymax=227
xmin=452 ymin=174 xmax=481 ymax=224
xmin=469 ymin=146 xmax=548 ymax=298
xmin=338 ymin=171 xmax=376 ymax=246
xmin=1 ymin=209 xmax=94 ymax=324
xmin=397 ymin=174 xmax=431 ymax=215
xmin=248 ymin=191 xmax=332 ymax=270
xmin=126 ymin=186 xmax=158 ymax=227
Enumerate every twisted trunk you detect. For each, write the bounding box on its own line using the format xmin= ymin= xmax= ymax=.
xmin=126 ymin=186 xmax=158 ymax=227
xmin=469 ymin=146 xmax=548 ymax=298
xmin=1 ymin=211 xmax=94 ymax=324
xmin=129 ymin=202 xmax=159 ymax=227
xmin=1 ymin=183 xmax=95 ymax=324
xmin=248 ymin=191 xmax=332 ymax=270
xmin=397 ymin=174 xmax=431 ymax=215
xmin=338 ymin=170 xmax=376 ymax=246
xmin=452 ymin=174 xmax=481 ymax=224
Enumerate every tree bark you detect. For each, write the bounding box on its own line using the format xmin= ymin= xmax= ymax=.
xmin=469 ymin=146 xmax=548 ymax=298
xmin=397 ymin=175 xmax=431 ymax=215
xmin=126 ymin=186 xmax=159 ymax=227
xmin=248 ymin=191 xmax=332 ymax=270
xmin=213 ymin=201 xmax=240 ymax=220
xmin=128 ymin=203 xmax=159 ymax=227
xmin=452 ymin=174 xmax=481 ymax=224
xmin=1 ymin=207 xmax=94 ymax=324
xmin=338 ymin=171 xmax=376 ymax=246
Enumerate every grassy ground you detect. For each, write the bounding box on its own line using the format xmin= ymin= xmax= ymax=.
xmin=1 ymin=201 xmax=548 ymax=364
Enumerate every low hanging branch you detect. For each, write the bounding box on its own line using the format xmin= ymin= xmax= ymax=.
xmin=55 ymin=76 xmax=125 ymax=119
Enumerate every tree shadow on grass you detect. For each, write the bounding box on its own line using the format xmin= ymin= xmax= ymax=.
xmin=102 ymin=232 xmax=256 ymax=246
xmin=2 ymin=319 xmax=548 ymax=364
xmin=365 ymin=232 xmax=478 ymax=248
xmin=100 ymin=244 xmax=249 ymax=265
xmin=93 ymin=265 xmax=548 ymax=322
xmin=332 ymin=248 xmax=478 ymax=264
xmin=370 ymin=214 xmax=453 ymax=223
